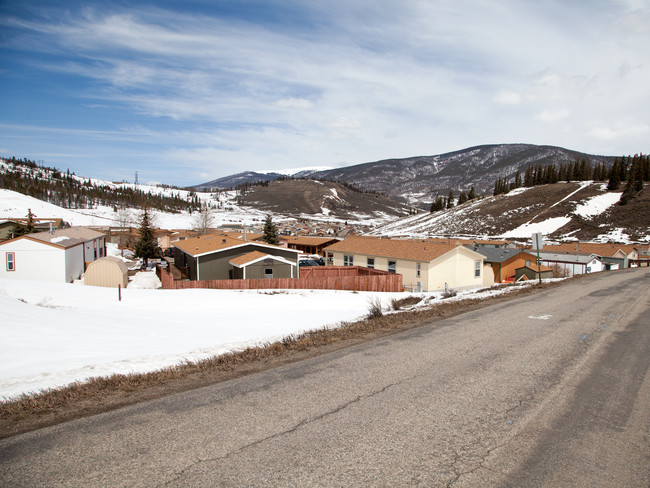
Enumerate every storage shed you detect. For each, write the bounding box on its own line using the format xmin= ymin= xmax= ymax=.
xmin=84 ymin=256 xmax=129 ymax=288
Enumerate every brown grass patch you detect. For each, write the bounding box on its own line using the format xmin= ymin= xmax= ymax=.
xmin=0 ymin=280 xmax=564 ymax=439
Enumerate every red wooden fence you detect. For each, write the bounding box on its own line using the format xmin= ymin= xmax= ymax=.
xmin=159 ymin=266 xmax=402 ymax=292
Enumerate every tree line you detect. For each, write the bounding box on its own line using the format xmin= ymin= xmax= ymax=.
xmin=491 ymin=155 xmax=649 ymax=205
xmin=0 ymin=157 xmax=202 ymax=213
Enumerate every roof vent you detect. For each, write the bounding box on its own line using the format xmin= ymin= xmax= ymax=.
xmin=222 ymin=238 xmax=226 ymax=244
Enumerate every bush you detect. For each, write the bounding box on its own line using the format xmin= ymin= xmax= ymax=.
xmin=441 ymin=287 xmax=457 ymax=299
xmin=366 ymin=297 xmax=384 ymax=319
xmin=391 ymin=295 xmax=423 ymax=310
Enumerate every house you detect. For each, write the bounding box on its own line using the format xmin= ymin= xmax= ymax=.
xmin=84 ymin=256 xmax=129 ymax=288
xmin=537 ymin=251 xmax=606 ymax=277
xmin=279 ymin=235 xmax=340 ymax=256
xmin=173 ymin=235 xmax=301 ymax=281
xmin=546 ymin=242 xmax=637 ymax=269
xmin=471 ymin=248 xmax=540 ymax=283
xmin=323 ymin=236 xmax=492 ymax=292
xmin=0 ymin=227 xmax=106 ymax=282
xmin=0 ymin=218 xmax=66 ymax=241
xmin=515 ymin=264 xmax=553 ymax=281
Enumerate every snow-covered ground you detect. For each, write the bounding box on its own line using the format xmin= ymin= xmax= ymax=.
xmin=0 ymin=188 xmax=268 ymax=230
xmin=0 ymin=275 xmax=542 ymax=401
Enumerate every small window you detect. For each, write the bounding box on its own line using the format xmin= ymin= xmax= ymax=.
xmin=475 ymin=260 xmax=481 ymax=277
xmin=367 ymin=257 xmax=375 ymax=269
xmin=388 ymin=260 xmax=396 ymax=273
xmin=525 ymin=260 xmax=531 ymax=267
xmin=344 ymin=255 xmax=354 ymax=266
xmin=416 ymin=262 xmax=421 ymax=277
xmin=264 ymin=268 xmax=273 ymax=278
xmin=6 ymin=252 xmax=15 ymax=272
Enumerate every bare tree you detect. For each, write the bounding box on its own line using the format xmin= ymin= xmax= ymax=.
xmin=116 ymin=207 xmax=134 ymax=256
xmin=192 ymin=203 xmax=215 ymax=236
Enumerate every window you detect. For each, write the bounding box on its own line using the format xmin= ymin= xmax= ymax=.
xmin=344 ymin=255 xmax=354 ymax=266
xmin=264 ymin=268 xmax=273 ymax=279
xmin=525 ymin=260 xmax=531 ymax=267
xmin=475 ymin=260 xmax=481 ymax=277
xmin=367 ymin=257 xmax=375 ymax=269
xmin=388 ymin=260 xmax=396 ymax=273
xmin=6 ymin=252 xmax=15 ymax=272
xmin=416 ymin=262 xmax=421 ymax=277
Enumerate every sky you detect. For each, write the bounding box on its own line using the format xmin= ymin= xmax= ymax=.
xmin=1 ymin=0 xmax=649 ymax=187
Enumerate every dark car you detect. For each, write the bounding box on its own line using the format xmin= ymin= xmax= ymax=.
xmin=299 ymin=259 xmax=322 ymax=267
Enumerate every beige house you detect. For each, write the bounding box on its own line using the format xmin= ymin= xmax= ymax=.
xmin=84 ymin=256 xmax=129 ymax=288
xmin=324 ymin=236 xmax=492 ymax=292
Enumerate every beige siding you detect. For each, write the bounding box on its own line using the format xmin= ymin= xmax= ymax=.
xmin=85 ymin=257 xmax=128 ymax=288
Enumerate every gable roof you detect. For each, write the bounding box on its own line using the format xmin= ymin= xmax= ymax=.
xmin=546 ymin=242 xmax=637 ymax=258
xmin=280 ymin=235 xmax=340 ymax=246
xmin=0 ymin=227 xmax=105 ymax=249
xmin=324 ymin=236 xmax=474 ymax=262
xmin=173 ymin=234 xmax=301 ymax=258
xmin=471 ymin=247 xmax=536 ymax=263
xmin=538 ymin=251 xmax=603 ymax=264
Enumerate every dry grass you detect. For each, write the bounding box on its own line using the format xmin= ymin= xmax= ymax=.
xmin=0 ymin=280 xmax=562 ymax=439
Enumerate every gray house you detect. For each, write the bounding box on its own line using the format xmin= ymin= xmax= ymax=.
xmin=173 ymin=235 xmax=301 ymax=281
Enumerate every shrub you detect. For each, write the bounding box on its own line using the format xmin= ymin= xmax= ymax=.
xmin=366 ymin=297 xmax=384 ymax=319
xmin=441 ymin=287 xmax=457 ymax=299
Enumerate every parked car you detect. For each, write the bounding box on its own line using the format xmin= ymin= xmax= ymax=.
xmin=299 ymin=259 xmax=322 ymax=267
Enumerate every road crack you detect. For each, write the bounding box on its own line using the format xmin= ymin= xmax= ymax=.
xmin=160 ymin=376 xmax=416 ymax=486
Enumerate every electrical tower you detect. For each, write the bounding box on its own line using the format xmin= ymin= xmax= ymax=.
xmin=135 ymin=171 xmax=139 ymax=186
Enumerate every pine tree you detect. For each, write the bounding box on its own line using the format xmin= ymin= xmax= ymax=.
xmin=468 ymin=187 xmax=476 ymax=200
xmin=458 ymin=191 xmax=467 ymax=204
xmin=446 ymin=190 xmax=455 ymax=208
xmin=607 ymin=159 xmax=621 ymax=191
xmin=262 ymin=215 xmax=279 ymax=245
xmin=134 ymin=207 xmax=158 ymax=267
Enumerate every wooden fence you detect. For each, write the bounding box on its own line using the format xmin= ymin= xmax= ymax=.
xmin=159 ymin=265 xmax=402 ymax=292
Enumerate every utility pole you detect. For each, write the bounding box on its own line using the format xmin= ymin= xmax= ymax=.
xmin=532 ymin=232 xmax=543 ymax=284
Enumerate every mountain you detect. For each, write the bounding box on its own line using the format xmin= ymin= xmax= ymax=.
xmin=372 ymin=181 xmax=650 ymax=242
xmin=196 ymin=144 xmax=616 ymax=205
xmin=237 ymin=179 xmax=411 ymax=221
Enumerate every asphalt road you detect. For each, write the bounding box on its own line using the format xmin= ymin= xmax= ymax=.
xmin=1 ymin=268 xmax=649 ymax=487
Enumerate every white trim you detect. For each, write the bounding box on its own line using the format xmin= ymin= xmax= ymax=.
xmin=187 ymin=241 xmax=302 ymax=258
xmin=230 ymin=254 xmax=297 ymax=268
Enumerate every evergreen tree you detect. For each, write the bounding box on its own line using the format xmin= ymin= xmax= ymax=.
xmin=134 ymin=207 xmax=158 ymax=267
xmin=430 ymin=196 xmax=444 ymax=212
xmin=607 ymin=159 xmax=621 ymax=191
xmin=262 ymin=215 xmax=280 ymax=245
xmin=446 ymin=190 xmax=455 ymax=208
xmin=468 ymin=186 xmax=476 ymax=200
xmin=458 ymin=191 xmax=467 ymax=204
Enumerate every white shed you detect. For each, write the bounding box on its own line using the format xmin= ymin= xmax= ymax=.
xmin=84 ymin=256 xmax=129 ymax=288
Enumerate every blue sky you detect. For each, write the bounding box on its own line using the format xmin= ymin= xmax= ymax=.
xmin=1 ymin=0 xmax=649 ymax=187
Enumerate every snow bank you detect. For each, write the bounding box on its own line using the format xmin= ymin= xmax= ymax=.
xmin=0 ymin=279 xmax=403 ymax=399
xmin=573 ymin=192 xmax=621 ymax=218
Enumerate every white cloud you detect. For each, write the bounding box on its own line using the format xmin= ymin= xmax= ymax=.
xmin=493 ymin=90 xmax=522 ymax=105
xmin=536 ymin=108 xmax=570 ymax=123
xmin=1 ymin=0 xmax=649 ymax=183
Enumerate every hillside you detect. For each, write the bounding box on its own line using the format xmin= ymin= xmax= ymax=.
xmin=196 ymin=144 xmax=616 ymax=204
xmin=237 ymin=179 xmax=411 ymax=221
xmin=372 ymin=182 xmax=650 ymax=242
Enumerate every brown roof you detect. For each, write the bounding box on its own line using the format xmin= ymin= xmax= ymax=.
xmin=519 ymin=264 xmax=553 ymax=272
xmin=173 ymin=234 xmax=298 ymax=257
xmin=229 ymin=251 xmax=269 ymax=267
xmin=323 ymin=236 xmax=468 ymax=262
xmin=281 ymin=235 xmax=339 ymax=246
xmin=547 ymin=242 xmax=637 ymax=257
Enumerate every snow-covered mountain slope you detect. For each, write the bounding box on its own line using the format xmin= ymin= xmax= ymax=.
xmin=372 ymin=182 xmax=649 ymax=243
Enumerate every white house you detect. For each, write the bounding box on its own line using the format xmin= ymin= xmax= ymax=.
xmin=537 ymin=251 xmax=606 ymax=277
xmin=0 ymin=227 xmax=106 ymax=283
